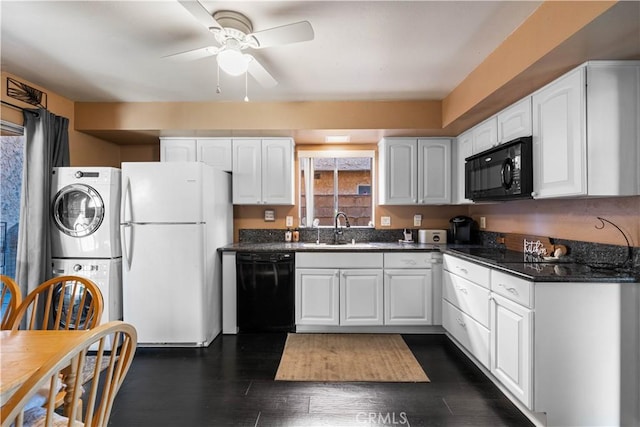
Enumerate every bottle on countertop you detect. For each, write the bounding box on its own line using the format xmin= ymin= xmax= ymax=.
xmin=285 ymin=228 xmax=292 ymax=242
xmin=292 ymin=228 xmax=300 ymax=242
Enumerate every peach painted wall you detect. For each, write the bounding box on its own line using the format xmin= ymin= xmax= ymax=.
xmin=468 ymin=196 xmax=640 ymax=247
xmin=1 ymin=72 xmax=121 ymax=167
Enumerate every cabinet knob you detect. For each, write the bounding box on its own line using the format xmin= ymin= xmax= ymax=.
xmin=531 ymin=191 xmax=537 ymax=197
xmin=456 ymin=317 xmax=466 ymax=328
xmin=419 ymin=199 xmax=424 ymax=203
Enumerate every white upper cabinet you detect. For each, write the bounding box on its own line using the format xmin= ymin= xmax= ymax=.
xmin=497 ymin=97 xmax=532 ymax=143
xmin=453 ymin=131 xmax=473 ymax=204
xmin=160 ymin=138 xmax=197 ymax=162
xmin=232 ymin=138 xmax=294 ymax=205
xmin=532 ymin=67 xmax=586 ymax=198
xmin=472 ymin=117 xmax=498 ymax=154
xmin=160 ymin=137 xmax=232 ymax=171
xmin=378 ymin=138 xmax=417 ymax=204
xmin=417 ymin=139 xmax=451 ymax=204
xmin=379 ymin=138 xmax=451 ymax=205
xmin=532 ymin=61 xmax=640 ymax=198
xmin=197 ymin=139 xmax=232 ymax=171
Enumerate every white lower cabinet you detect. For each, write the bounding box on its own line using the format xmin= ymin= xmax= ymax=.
xmin=340 ymin=269 xmax=383 ymax=326
xmin=295 ymin=268 xmax=339 ymax=326
xmin=442 ymin=300 xmax=490 ymax=368
xmin=442 ymin=260 xmax=491 ymax=368
xmin=384 ymin=269 xmax=432 ymax=325
xmin=295 ymin=252 xmax=439 ymax=329
xmin=444 ymin=253 xmax=639 ymax=426
xmin=490 ymin=293 xmax=532 ymax=408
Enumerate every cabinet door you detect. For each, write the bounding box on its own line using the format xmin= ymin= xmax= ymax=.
xmin=472 ymin=117 xmax=498 ymax=154
xmin=295 ymin=269 xmax=339 ymax=326
xmin=197 ymin=138 xmax=232 ymax=171
xmin=379 ymin=139 xmax=417 ymax=205
xmin=384 ymin=269 xmax=432 ymax=325
xmin=340 ymin=269 xmax=383 ymax=326
xmin=160 ymin=138 xmax=197 ymax=162
xmin=417 ymin=139 xmax=451 ymax=204
xmin=232 ymin=139 xmax=262 ymax=204
xmin=532 ymin=67 xmax=586 ymax=198
xmin=453 ymin=131 xmax=473 ymax=204
xmin=498 ymin=97 xmax=532 ymax=143
xmin=262 ymin=139 xmax=294 ymax=205
xmin=490 ymin=293 xmax=533 ymax=409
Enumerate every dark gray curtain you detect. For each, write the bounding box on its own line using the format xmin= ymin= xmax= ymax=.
xmin=15 ymin=108 xmax=69 ymax=296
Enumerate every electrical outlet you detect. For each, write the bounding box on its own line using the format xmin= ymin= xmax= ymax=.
xmin=381 ymin=216 xmax=391 ymax=227
xmin=285 ymin=216 xmax=293 ymax=227
xmin=414 ymin=214 xmax=422 ymax=227
xmin=480 ymin=216 xmax=486 ymax=229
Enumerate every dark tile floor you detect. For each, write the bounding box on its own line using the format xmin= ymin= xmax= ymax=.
xmin=108 ymin=333 xmax=534 ymax=426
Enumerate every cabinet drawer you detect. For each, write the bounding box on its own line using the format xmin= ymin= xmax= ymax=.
xmin=491 ymin=270 xmax=533 ymax=308
xmin=384 ymin=252 xmax=433 ymax=268
xmin=443 ymin=271 xmax=490 ymax=328
xmin=442 ymin=300 xmax=490 ymax=368
xmin=296 ymin=252 xmax=383 ymax=269
xmin=443 ymin=254 xmax=490 ymax=288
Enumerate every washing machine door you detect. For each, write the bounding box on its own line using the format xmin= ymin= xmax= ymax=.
xmin=52 ymin=184 xmax=105 ymax=237
xmin=52 ymin=281 xmax=95 ymax=330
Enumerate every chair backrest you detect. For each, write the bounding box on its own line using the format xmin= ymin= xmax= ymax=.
xmin=0 ymin=321 xmax=138 ymax=427
xmin=10 ymin=275 xmax=104 ymax=331
xmin=1 ymin=274 xmax=22 ymax=330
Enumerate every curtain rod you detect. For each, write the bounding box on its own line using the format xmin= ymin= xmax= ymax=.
xmin=1 ymin=100 xmax=27 ymax=111
xmin=1 ymin=100 xmax=41 ymax=117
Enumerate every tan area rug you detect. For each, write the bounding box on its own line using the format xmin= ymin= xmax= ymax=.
xmin=275 ymin=333 xmax=429 ymax=382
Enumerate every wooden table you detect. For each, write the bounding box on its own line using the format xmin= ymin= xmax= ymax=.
xmin=0 ymin=329 xmax=90 ymax=411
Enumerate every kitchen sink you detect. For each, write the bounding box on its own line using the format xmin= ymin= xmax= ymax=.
xmin=301 ymin=242 xmax=377 ymax=249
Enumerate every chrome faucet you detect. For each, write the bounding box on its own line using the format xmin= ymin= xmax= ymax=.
xmin=334 ymin=211 xmax=351 ymax=244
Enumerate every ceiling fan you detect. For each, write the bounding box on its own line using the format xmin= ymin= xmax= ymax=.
xmin=169 ymin=0 xmax=315 ymax=88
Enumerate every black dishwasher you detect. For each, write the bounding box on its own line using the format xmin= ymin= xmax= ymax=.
xmin=236 ymin=252 xmax=295 ymax=332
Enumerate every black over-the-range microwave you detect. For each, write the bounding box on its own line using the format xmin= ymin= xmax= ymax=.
xmin=465 ymin=136 xmax=533 ymax=202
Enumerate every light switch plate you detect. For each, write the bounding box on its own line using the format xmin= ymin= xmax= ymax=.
xmin=480 ymin=216 xmax=486 ymax=229
xmin=264 ymin=209 xmax=275 ymax=222
xmin=381 ymin=216 xmax=391 ymax=227
xmin=414 ymin=214 xmax=422 ymax=227
xmin=285 ymin=216 xmax=294 ymax=227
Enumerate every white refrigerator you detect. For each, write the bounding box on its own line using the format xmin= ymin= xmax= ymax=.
xmin=120 ymin=162 xmax=232 ymax=346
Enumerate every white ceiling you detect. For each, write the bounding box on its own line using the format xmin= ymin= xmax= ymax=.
xmin=0 ymin=1 xmax=542 ymax=103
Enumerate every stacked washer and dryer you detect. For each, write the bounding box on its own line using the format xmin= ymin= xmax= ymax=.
xmin=50 ymin=167 xmax=123 ymax=337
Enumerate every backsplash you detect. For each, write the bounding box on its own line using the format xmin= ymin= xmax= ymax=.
xmin=239 ymin=228 xmax=415 ymax=244
xmin=238 ymin=228 xmax=639 ymax=271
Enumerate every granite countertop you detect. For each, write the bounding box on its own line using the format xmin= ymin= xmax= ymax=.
xmin=219 ymin=241 xmax=639 ymax=283
xmin=218 ymin=241 xmax=445 ymax=252
xmin=445 ymin=247 xmax=639 ymax=283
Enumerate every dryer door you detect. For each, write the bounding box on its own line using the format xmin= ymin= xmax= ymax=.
xmin=52 ymin=184 xmax=105 ymax=237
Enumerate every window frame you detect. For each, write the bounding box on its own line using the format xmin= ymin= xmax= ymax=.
xmin=297 ymin=150 xmax=375 ymax=228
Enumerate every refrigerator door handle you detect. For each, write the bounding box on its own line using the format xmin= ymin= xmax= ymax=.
xmin=122 ymin=223 xmax=133 ymax=270
xmin=121 ymin=176 xmax=132 ymax=224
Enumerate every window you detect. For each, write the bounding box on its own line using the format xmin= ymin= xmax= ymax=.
xmin=299 ymin=150 xmax=375 ymax=227
xmin=0 ymin=120 xmax=25 ymax=279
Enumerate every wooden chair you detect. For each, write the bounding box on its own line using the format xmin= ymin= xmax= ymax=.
xmin=9 ymin=275 xmax=104 ymax=331
xmin=0 ymin=321 xmax=137 ymax=427
xmin=0 ymin=274 xmax=22 ymax=329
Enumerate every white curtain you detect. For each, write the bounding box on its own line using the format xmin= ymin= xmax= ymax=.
xmin=15 ymin=108 xmax=69 ymax=296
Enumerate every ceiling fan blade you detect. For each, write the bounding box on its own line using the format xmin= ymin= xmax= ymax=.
xmin=178 ymin=0 xmax=222 ymax=32
xmin=247 ymin=56 xmax=278 ymax=88
xmin=249 ymin=21 xmax=314 ymax=49
xmin=163 ymin=46 xmax=220 ymax=61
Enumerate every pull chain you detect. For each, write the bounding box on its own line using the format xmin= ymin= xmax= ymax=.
xmin=216 ymin=63 xmax=221 ymax=94
xmin=244 ymin=71 xmax=249 ymax=102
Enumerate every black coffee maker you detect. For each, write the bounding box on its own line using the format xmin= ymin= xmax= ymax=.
xmin=449 ymin=216 xmax=475 ymax=244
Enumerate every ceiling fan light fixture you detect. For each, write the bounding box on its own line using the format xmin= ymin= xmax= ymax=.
xmin=217 ymin=46 xmax=250 ymax=76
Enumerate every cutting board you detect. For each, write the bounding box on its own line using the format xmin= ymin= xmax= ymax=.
xmin=500 ymin=233 xmax=555 ymax=255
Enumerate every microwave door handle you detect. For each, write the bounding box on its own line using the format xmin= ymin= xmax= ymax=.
xmin=501 ymin=158 xmax=514 ymax=189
